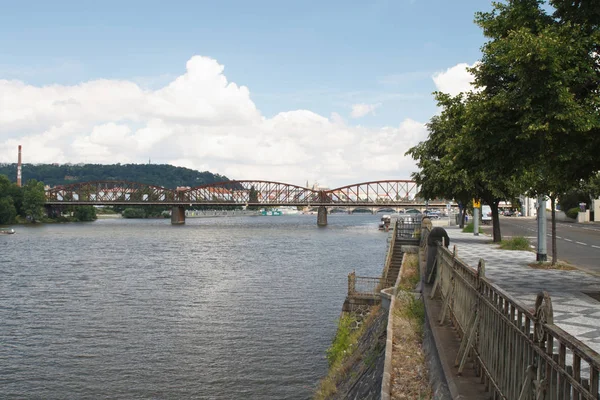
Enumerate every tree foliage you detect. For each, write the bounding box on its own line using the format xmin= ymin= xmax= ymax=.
xmin=247 ymin=186 xmax=260 ymax=210
xmin=0 ymin=197 xmax=17 ymax=224
xmin=0 ymin=163 xmax=229 ymax=189
xmin=22 ymin=179 xmax=46 ymax=222
xmin=73 ymin=206 xmax=98 ymax=222
xmin=407 ymin=0 xmax=599 ymax=254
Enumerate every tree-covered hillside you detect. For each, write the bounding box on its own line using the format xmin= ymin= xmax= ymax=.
xmin=0 ymin=163 xmax=229 ymax=189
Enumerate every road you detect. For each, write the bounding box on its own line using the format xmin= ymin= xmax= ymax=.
xmin=483 ymin=217 xmax=600 ymax=275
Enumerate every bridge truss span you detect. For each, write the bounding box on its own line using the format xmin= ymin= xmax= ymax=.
xmin=44 ymin=179 xmax=427 ymax=207
xmin=184 ymin=180 xmax=321 ymax=206
xmin=45 ymin=180 xmax=177 ymax=205
xmin=326 ymin=180 xmax=419 ymax=205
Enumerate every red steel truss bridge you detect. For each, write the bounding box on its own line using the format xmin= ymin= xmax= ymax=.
xmin=45 ymin=179 xmax=450 ymax=225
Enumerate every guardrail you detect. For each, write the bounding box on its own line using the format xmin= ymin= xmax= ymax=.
xmin=422 ymin=225 xmax=600 ymax=400
xmin=347 ymin=273 xmax=393 ymax=298
xmin=381 ymin=220 xmax=399 ymax=282
xmin=397 ymin=215 xmax=422 ymax=239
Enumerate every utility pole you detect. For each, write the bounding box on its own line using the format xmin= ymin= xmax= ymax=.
xmin=472 ymin=199 xmax=480 ymax=236
xmin=536 ymin=196 xmax=547 ymax=261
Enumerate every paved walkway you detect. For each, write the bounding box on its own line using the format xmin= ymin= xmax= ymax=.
xmin=444 ymin=227 xmax=600 ymax=355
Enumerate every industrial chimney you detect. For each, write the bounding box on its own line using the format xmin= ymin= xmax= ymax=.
xmin=17 ymin=145 xmax=22 ymax=187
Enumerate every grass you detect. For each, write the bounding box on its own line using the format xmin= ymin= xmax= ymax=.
xmin=462 ymin=222 xmax=483 ymax=234
xmin=314 ymin=307 xmax=380 ymax=400
xmin=499 ymin=236 xmax=531 ymax=251
xmin=398 ymin=254 xmax=420 ymax=291
xmin=528 ymin=262 xmax=577 ymax=271
xmin=391 ymin=253 xmax=432 ymax=399
xmin=325 ymin=314 xmax=357 ymax=367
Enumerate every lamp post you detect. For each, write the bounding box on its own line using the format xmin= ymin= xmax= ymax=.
xmin=536 ymin=196 xmax=547 ymax=262
xmin=473 ymin=199 xmax=480 ymax=236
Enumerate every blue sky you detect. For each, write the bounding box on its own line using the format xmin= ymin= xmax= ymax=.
xmin=0 ymin=0 xmax=492 ymax=187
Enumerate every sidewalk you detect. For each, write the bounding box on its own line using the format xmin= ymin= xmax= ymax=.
xmin=444 ymin=226 xmax=600 ymax=355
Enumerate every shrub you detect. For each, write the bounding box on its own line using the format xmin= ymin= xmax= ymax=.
xmin=499 ymin=236 xmax=531 ymax=251
xmin=462 ymin=222 xmax=483 ymax=234
xmin=122 ymin=208 xmax=146 ymax=218
xmin=566 ymin=207 xmax=580 ymax=219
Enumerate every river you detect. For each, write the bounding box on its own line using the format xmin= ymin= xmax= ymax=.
xmin=0 ymin=214 xmax=389 ymax=399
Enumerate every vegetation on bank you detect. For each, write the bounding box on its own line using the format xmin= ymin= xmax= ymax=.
xmin=315 ymin=307 xmax=383 ymax=399
xmin=0 ymin=163 xmax=229 ymax=189
xmin=0 ymin=173 xmax=98 ymax=224
xmin=121 ymin=207 xmax=169 ymax=219
xmin=391 ymin=253 xmax=431 ymax=399
xmin=406 ymin=0 xmax=600 ymax=266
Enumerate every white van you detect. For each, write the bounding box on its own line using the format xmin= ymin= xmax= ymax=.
xmin=481 ymin=205 xmax=492 ymax=224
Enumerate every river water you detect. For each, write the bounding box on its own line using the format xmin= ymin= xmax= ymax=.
xmin=0 ymin=214 xmax=388 ymax=399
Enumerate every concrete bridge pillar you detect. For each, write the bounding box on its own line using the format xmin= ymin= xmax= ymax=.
xmin=317 ymin=206 xmax=328 ymax=226
xmin=171 ymin=206 xmax=186 ymax=225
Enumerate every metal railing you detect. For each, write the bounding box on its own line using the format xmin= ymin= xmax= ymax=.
xmin=381 ymin=220 xmax=399 ymax=282
xmin=397 ymin=215 xmax=423 ymax=239
xmin=422 ymin=225 xmax=600 ymax=400
xmin=348 ymin=272 xmax=393 ymax=298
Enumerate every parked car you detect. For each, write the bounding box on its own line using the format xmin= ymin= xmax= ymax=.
xmin=503 ymin=210 xmax=515 ymax=216
xmin=423 ymin=210 xmax=440 ymax=219
xmin=481 ymin=205 xmax=492 ymax=224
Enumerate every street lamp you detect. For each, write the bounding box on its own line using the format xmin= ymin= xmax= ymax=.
xmin=536 ymin=196 xmax=547 ymax=262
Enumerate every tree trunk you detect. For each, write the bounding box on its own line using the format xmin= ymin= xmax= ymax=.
xmin=551 ymin=196 xmax=557 ymax=265
xmin=459 ymin=207 xmax=465 ymax=229
xmin=491 ymin=200 xmax=502 ymax=242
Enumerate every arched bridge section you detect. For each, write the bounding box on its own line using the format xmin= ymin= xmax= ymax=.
xmin=44 ymin=179 xmax=449 ymax=225
xmin=45 ymin=181 xmax=179 ymax=205
xmin=45 ymin=179 xmax=422 ymax=206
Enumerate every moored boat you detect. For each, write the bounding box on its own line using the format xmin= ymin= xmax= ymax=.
xmin=260 ymin=209 xmax=283 ymax=216
xmin=378 ymin=215 xmax=391 ymax=231
xmin=0 ymin=228 xmax=16 ymax=235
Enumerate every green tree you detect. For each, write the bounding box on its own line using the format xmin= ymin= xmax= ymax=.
xmin=22 ymin=179 xmax=46 ymax=222
xmin=472 ymin=0 xmax=600 ymax=261
xmin=247 ymin=186 xmax=260 ymax=210
xmin=406 ymin=93 xmax=473 ymax=229
xmin=73 ymin=206 xmax=98 ymax=221
xmin=0 ymin=197 xmax=17 ymax=224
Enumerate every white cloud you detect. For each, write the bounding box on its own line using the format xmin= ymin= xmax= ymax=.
xmin=432 ymin=62 xmax=478 ymax=96
xmin=350 ymin=103 xmax=381 ymax=118
xmin=0 ymin=56 xmax=428 ymax=188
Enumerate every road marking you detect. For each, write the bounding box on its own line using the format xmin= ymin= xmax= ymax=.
xmin=592 ymin=245 xmax=600 ymax=249
xmin=576 ymin=241 xmax=587 ymax=246
xmin=556 ymin=236 xmax=562 ymax=239
xmin=564 ymin=238 xmax=573 ymax=242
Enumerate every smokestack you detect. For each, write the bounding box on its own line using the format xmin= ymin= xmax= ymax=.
xmin=17 ymin=145 xmax=22 ymax=187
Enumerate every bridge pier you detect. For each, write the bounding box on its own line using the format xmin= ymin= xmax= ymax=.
xmin=171 ymin=206 xmax=186 ymax=225
xmin=317 ymin=206 xmax=327 ymax=226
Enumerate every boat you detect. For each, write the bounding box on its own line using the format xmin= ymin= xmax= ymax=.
xmin=0 ymin=228 xmax=15 ymax=235
xmin=277 ymin=206 xmax=300 ymax=215
xmin=378 ymin=215 xmax=391 ymax=231
xmin=260 ymin=209 xmax=283 ymax=216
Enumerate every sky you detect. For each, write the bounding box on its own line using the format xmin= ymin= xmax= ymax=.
xmin=0 ymin=0 xmax=490 ymax=189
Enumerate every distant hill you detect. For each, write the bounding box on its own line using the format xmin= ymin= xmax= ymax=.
xmin=0 ymin=163 xmax=230 ymax=189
